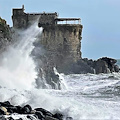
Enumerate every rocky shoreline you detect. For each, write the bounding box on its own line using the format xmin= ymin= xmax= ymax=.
xmin=0 ymin=101 xmax=72 ymax=120
xmin=64 ymin=57 xmax=120 ymax=74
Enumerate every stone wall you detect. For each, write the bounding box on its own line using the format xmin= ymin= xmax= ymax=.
xmin=39 ymin=24 xmax=83 ymax=73
xmin=12 ymin=7 xmax=58 ymax=28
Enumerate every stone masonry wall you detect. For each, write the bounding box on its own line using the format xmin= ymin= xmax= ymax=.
xmin=40 ymin=24 xmax=83 ymax=73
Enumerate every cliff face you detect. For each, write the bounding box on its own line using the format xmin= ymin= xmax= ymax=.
xmin=32 ymin=24 xmax=83 ymax=87
xmin=40 ymin=24 xmax=82 ymax=73
xmin=0 ymin=17 xmax=12 ymax=52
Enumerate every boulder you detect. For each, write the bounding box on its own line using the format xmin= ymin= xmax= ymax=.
xmin=0 ymin=101 xmax=13 ymax=107
xmin=99 ymin=57 xmax=117 ymax=72
xmin=21 ymin=104 xmax=32 ymax=114
xmin=94 ymin=59 xmax=110 ymax=74
xmin=7 ymin=106 xmax=18 ymax=113
xmin=114 ymin=65 xmax=120 ymax=72
xmin=95 ymin=57 xmax=119 ymax=73
xmin=35 ymin=108 xmax=53 ymax=117
xmin=0 ymin=101 xmax=68 ymax=120
xmin=15 ymin=106 xmax=22 ymax=114
xmin=52 ymin=113 xmax=63 ymax=120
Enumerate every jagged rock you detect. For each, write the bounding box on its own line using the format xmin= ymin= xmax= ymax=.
xmin=99 ymin=57 xmax=117 ymax=72
xmin=74 ymin=57 xmax=119 ymax=74
xmin=94 ymin=59 xmax=110 ymax=74
xmin=95 ymin=57 xmax=119 ymax=73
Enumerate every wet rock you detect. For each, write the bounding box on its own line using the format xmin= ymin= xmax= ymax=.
xmin=66 ymin=117 xmax=73 ymax=120
xmin=31 ymin=110 xmax=36 ymax=114
xmin=15 ymin=106 xmax=22 ymax=114
xmin=99 ymin=57 xmax=117 ymax=72
xmin=94 ymin=59 xmax=110 ymax=74
xmin=114 ymin=65 xmax=120 ymax=72
xmin=35 ymin=108 xmax=53 ymax=117
xmin=8 ymin=117 xmax=14 ymax=120
xmin=35 ymin=111 xmax=45 ymax=119
xmin=0 ymin=101 xmax=13 ymax=107
xmin=7 ymin=106 xmax=18 ymax=113
xmin=52 ymin=113 xmax=63 ymax=120
xmin=27 ymin=115 xmax=37 ymax=120
xmin=0 ymin=101 xmax=70 ymax=120
xmin=95 ymin=57 xmax=119 ymax=73
xmin=0 ymin=116 xmax=6 ymax=120
xmin=45 ymin=116 xmax=59 ymax=120
xmin=21 ymin=104 xmax=32 ymax=114
xmin=3 ymin=101 xmax=11 ymax=106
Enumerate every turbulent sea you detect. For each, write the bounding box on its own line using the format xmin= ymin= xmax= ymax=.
xmin=0 ymin=23 xmax=120 ymax=120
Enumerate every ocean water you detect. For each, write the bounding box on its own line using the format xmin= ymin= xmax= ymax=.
xmin=0 ymin=23 xmax=120 ymax=120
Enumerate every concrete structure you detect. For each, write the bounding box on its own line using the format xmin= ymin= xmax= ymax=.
xmin=12 ymin=6 xmax=83 ymax=73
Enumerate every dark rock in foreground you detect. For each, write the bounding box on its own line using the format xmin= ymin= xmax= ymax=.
xmin=0 ymin=101 xmax=71 ymax=120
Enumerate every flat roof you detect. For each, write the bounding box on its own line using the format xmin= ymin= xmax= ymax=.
xmin=55 ymin=18 xmax=81 ymax=21
xmin=27 ymin=13 xmax=58 ymax=15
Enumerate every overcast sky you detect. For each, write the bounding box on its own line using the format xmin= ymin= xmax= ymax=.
xmin=0 ymin=0 xmax=120 ymax=59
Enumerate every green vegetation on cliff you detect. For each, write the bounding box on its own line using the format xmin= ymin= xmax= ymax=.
xmin=0 ymin=17 xmax=11 ymax=39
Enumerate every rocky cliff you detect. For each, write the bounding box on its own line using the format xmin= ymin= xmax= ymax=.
xmin=0 ymin=17 xmax=12 ymax=52
xmin=67 ymin=57 xmax=119 ymax=74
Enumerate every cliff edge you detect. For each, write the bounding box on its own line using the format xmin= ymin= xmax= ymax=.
xmin=0 ymin=17 xmax=12 ymax=52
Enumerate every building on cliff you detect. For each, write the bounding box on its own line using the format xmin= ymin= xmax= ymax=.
xmin=12 ymin=5 xmax=83 ymax=73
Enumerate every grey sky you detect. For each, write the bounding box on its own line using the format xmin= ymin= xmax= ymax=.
xmin=0 ymin=0 xmax=120 ymax=59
